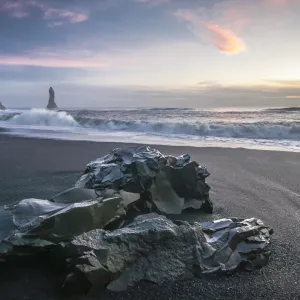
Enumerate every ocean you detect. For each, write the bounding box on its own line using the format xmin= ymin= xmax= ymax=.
xmin=0 ymin=107 xmax=299 ymax=151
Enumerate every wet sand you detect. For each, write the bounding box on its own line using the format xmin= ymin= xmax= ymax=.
xmin=0 ymin=135 xmax=300 ymax=300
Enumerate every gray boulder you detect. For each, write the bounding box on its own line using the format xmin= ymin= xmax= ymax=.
xmin=76 ymin=146 xmax=213 ymax=214
xmin=61 ymin=213 xmax=273 ymax=292
xmin=0 ymin=194 xmax=125 ymax=256
xmin=0 ymin=102 xmax=6 ymax=110
xmin=0 ymin=147 xmax=274 ymax=294
xmin=47 ymin=86 xmax=58 ymax=110
xmin=0 ymin=188 xmax=273 ymax=294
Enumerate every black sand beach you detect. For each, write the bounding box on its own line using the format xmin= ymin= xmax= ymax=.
xmin=0 ymin=134 xmax=300 ymax=300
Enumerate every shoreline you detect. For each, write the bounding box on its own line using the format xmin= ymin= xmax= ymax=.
xmin=0 ymin=134 xmax=300 ymax=299
xmin=1 ymin=129 xmax=299 ymax=153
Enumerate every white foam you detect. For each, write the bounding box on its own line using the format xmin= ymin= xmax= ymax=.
xmin=3 ymin=109 xmax=300 ymax=141
xmin=0 ymin=108 xmax=299 ymax=152
xmin=9 ymin=109 xmax=78 ymax=128
xmin=74 ymin=118 xmax=300 ymax=141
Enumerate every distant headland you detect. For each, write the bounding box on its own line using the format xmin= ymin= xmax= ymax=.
xmin=0 ymin=102 xmax=6 ymax=110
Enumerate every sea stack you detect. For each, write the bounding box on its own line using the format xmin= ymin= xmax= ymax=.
xmin=47 ymin=86 xmax=58 ymax=110
xmin=0 ymin=102 xmax=6 ymax=110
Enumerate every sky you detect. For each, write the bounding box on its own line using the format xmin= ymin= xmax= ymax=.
xmin=0 ymin=0 xmax=300 ymax=108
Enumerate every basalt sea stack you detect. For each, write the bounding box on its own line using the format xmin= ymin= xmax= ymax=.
xmin=47 ymin=86 xmax=58 ymax=110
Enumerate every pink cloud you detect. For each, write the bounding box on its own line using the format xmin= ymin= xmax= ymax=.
xmin=175 ymin=9 xmax=246 ymax=54
xmin=204 ymin=23 xmax=246 ymax=54
xmin=134 ymin=0 xmax=169 ymax=4
xmin=0 ymin=0 xmax=88 ymax=25
xmin=175 ymin=0 xmax=300 ymax=54
xmin=0 ymin=55 xmax=109 ymax=68
xmin=2 ymin=2 xmax=23 ymax=9
xmin=0 ymin=46 xmax=138 ymax=69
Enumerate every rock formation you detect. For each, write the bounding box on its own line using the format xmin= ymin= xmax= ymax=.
xmin=62 ymin=213 xmax=272 ymax=292
xmin=75 ymin=146 xmax=213 ymax=214
xmin=47 ymin=86 xmax=58 ymax=110
xmin=0 ymin=146 xmax=274 ymax=295
xmin=0 ymin=102 xmax=6 ymax=110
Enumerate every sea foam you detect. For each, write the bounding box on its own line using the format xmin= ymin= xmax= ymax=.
xmin=9 ymin=109 xmax=78 ymax=127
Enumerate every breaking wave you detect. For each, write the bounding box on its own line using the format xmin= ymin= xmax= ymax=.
xmin=265 ymin=107 xmax=300 ymax=112
xmin=74 ymin=118 xmax=300 ymax=140
xmin=8 ymin=109 xmax=78 ymax=127
xmin=1 ymin=108 xmax=299 ymax=141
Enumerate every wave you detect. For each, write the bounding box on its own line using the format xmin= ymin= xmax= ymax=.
xmin=2 ymin=109 xmax=300 ymax=141
xmin=265 ymin=107 xmax=300 ymax=112
xmin=8 ymin=109 xmax=78 ymax=127
xmin=73 ymin=117 xmax=300 ymax=141
xmin=141 ymin=107 xmax=192 ymax=111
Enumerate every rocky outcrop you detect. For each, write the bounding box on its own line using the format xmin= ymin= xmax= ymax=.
xmin=0 ymin=102 xmax=6 ymax=110
xmin=0 ymin=146 xmax=274 ymax=295
xmin=47 ymin=86 xmax=58 ymax=110
xmin=0 ymin=190 xmax=125 ymax=253
xmin=75 ymin=146 xmax=213 ymax=214
xmin=61 ymin=213 xmax=272 ymax=292
xmin=0 ymin=204 xmax=273 ymax=293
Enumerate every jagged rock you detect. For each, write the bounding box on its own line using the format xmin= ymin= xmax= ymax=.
xmin=119 ymin=190 xmax=140 ymax=206
xmin=76 ymin=146 xmax=213 ymax=214
xmin=0 ymin=146 xmax=274 ymax=294
xmin=47 ymin=86 xmax=58 ymax=110
xmin=0 ymin=195 xmax=125 ymax=255
xmin=0 ymin=102 xmax=6 ymax=110
xmin=61 ymin=213 xmax=273 ymax=292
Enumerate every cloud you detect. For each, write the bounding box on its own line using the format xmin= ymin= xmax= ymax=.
xmin=44 ymin=8 xmax=88 ymax=26
xmin=197 ymin=81 xmax=222 ymax=89
xmin=3 ymin=80 xmax=300 ymax=108
xmin=263 ymin=79 xmax=300 ymax=88
xmin=203 ymin=23 xmax=246 ymax=54
xmin=265 ymin=0 xmax=299 ymax=7
xmin=175 ymin=9 xmax=246 ymax=54
xmin=134 ymin=0 xmax=169 ymax=5
xmin=0 ymin=43 xmax=140 ymax=69
xmin=0 ymin=0 xmax=88 ymax=25
xmin=175 ymin=0 xmax=300 ymax=54
xmin=11 ymin=10 xmax=29 ymax=18
xmin=0 ymin=55 xmax=108 ymax=68
xmin=286 ymin=95 xmax=300 ymax=99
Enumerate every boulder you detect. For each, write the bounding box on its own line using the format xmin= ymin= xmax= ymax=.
xmin=0 ymin=146 xmax=274 ymax=294
xmin=75 ymin=146 xmax=213 ymax=214
xmin=61 ymin=213 xmax=273 ymax=292
xmin=0 ymin=102 xmax=6 ymax=110
xmin=47 ymin=86 xmax=58 ymax=110
xmin=0 ymin=195 xmax=125 ymax=256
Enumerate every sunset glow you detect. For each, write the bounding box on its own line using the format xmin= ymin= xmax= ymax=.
xmin=0 ymin=0 xmax=299 ymax=107
xmin=203 ymin=23 xmax=246 ymax=54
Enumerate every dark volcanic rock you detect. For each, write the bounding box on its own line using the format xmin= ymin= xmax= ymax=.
xmin=0 ymin=193 xmax=125 ymax=256
xmin=75 ymin=146 xmax=213 ymax=214
xmin=0 ymin=193 xmax=273 ymax=294
xmin=47 ymin=86 xmax=58 ymax=110
xmin=61 ymin=213 xmax=272 ymax=293
xmin=0 ymin=102 xmax=6 ymax=110
xmin=0 ymin=146 xmax=274 ymax=294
